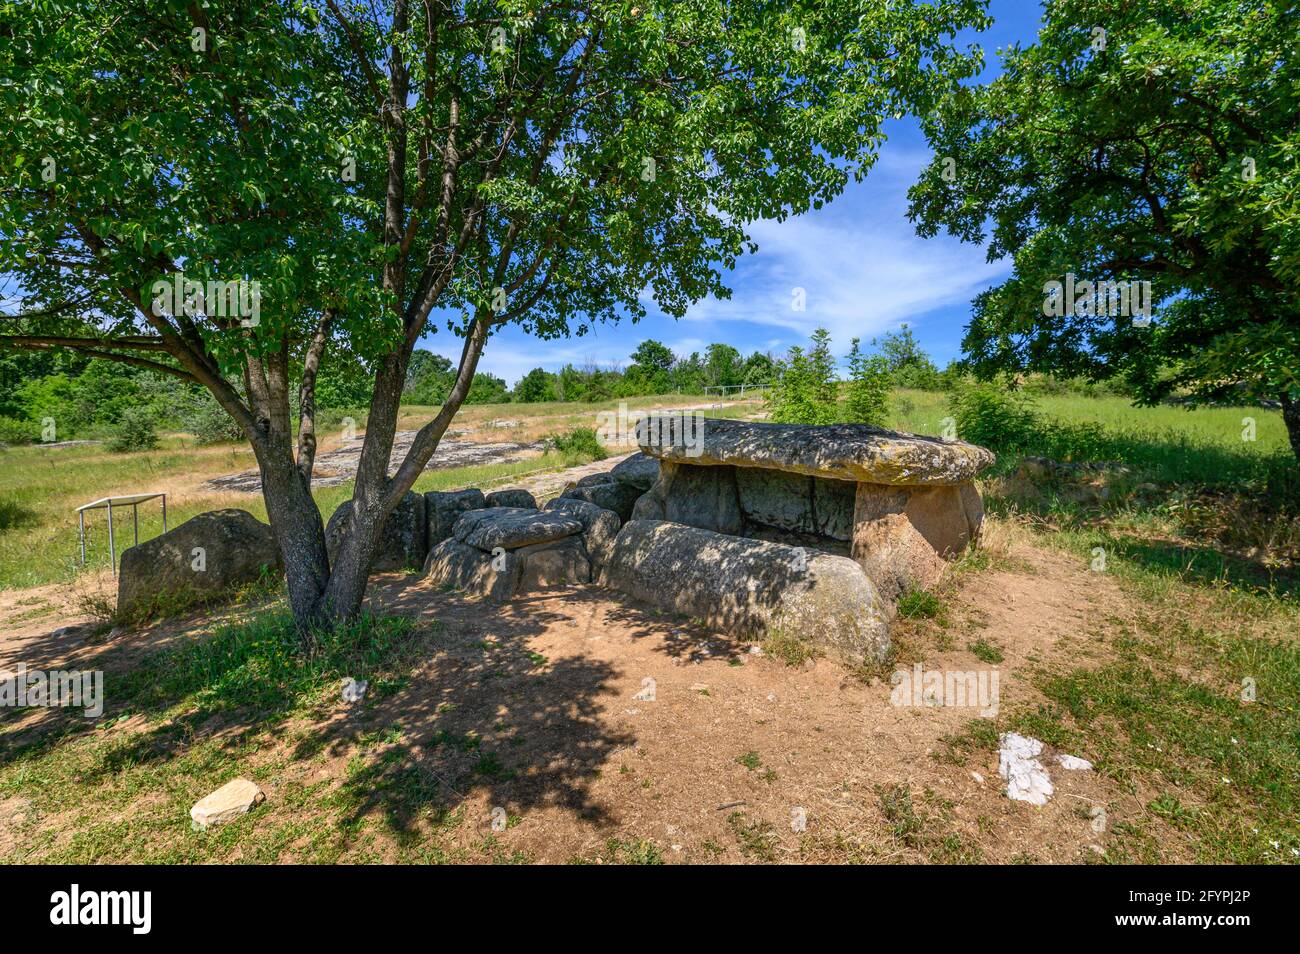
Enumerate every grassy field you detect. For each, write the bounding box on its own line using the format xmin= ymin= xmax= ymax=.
xmin=1 ymin=386 xmax=1297 ymax=864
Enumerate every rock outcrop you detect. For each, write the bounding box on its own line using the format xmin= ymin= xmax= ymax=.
xmin=118 ymin=509 xmax=282 ymax=616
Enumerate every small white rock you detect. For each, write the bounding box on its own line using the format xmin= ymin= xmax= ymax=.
xmin=190 ymin=779 xmax=264 ymax=830
xmin=971 ymin=772 xmax=985 ymax=784
xmin=1057 ymin=753 xmax=1093 ymax=771
xmin=342 ymin=677 xmax=369 ymax=703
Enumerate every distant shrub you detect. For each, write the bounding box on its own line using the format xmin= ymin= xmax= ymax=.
xmin=843 ymin=338 xmax=891 ymax=426
xmin=0 ymin=415 xmax=34 ymax=445
xmin=180 ymin=400 xmax=244 ymax=445
xmin=108 ymin=406 xmax=159 ymax=453
xmin=949 ymin=380 xmax=1041 ymax=451
xmin=548 ymin=427 xmax=607 ymax=462
xmin=766 ymin=329 xmax=838 ymax=425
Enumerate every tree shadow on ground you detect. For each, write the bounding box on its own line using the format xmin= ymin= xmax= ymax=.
xmin=0 ymin=579 xmax=650 ymax=850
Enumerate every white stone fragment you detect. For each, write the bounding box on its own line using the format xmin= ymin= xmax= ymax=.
xmin=342 ymin=678 xmax=368 ymax=703
xmin=998 ymin=732 xmax=1054 ymax=806
xmin=1057 ymin=753 xmax=1093 ymax=771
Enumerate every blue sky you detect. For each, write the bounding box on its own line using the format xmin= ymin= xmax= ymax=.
xmin=422 ymin=0 xmax=1047 ymax=388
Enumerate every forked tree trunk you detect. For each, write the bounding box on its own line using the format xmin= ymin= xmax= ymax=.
xmin=253 ymin=435 xmax=331 ymax=636
xmin=310 ymin=316 xmax=493 ymax=628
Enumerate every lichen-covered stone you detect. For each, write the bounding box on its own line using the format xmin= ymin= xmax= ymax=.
xmin=453 ymin=507 xmax=582 ymax=551
xmin=609 ymin=452 xmax=660 ymax=490
xmin=735 ymin=467 xmax=817 ymax=535
xmin=516 ymin=537 xmax=591 ymax=589
xmin=661 ymin=461 xmax=743 ymax=535
xmin=544 ymin=497 xmax=622 ymax=570
xmin=422 ymin=537 xmax=520 ymax=601
xmin=326 ymin=491 xmax=427 ymax=572
xmin=118 ymin=510 xmax=283 ymax=616
xmin=425 ymin=488 xmax=487 ymax=547
xmin=850 ymin=482 xmax=981 ymax=601
xmin=560 ymin=479 xmax=642 ymax=522
xmin=600 ymin=520 xmax=889 ymax=664
xmin=638 ymin=417 xmax=994 ymax=485
xmin=486 ymin=488 xmax=538 ymax=509
xmin=813 ymin=476 xmax=857 ymax=541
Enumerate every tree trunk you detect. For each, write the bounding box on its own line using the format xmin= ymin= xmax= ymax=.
xmin=1282 ymin=393 xmax=1300 ymax=465
xmin=257 ymin=445 xmax=331 ymax=637
xmin=317 ymin=351 xmax=409 ymax=623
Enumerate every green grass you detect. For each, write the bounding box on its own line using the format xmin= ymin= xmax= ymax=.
xmin=967 ymin=638 xmax=1004 ymax=664
xmin=761 ymin=627 xmax=819 ymax=667
xmin=0 ymin=604 xmax=436 ymax=863
xmin=896 ymin=588 xmax=946 ymax=621
xmin=890 ymin=383 xmax=1298 ymax=863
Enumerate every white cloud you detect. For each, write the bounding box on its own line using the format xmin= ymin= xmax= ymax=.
xmin=673 ymin=205 xmax=1007 ymax=348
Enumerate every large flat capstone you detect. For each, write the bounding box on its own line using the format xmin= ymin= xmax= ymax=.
xmin=637 ymin=417 xmax=993 ymax=485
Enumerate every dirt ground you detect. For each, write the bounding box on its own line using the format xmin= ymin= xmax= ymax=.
xmin=0 ymin=517 xmax=1177 ymax=864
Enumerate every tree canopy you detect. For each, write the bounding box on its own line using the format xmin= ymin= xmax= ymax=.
xmin=908 ymin=0 xmax=1300 ymax=458
xmin=2 ymin=0 xmax=990 ymax=632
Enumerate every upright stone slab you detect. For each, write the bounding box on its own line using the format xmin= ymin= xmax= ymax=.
xmin=660 ymin=461 xmax=744 ymax=535
xmin=425 ymin=488 xmax=487 ymax=547
xmin=851 ymin=484 xmax=981 ymax=601
xmin=326 ymin=491 xmax=427 ymax=572
xmin=559 ymin=478 xmax=642 ymax=522
xmin=544 ymin=497 xmax=622 ymax=571
xmin=609 ymin=452 xmax=660 ymax=491
xmin=486 ymin=488 xmax=538 ymax=509
xmin=423 ymin=538 xmax=521 ymax=602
